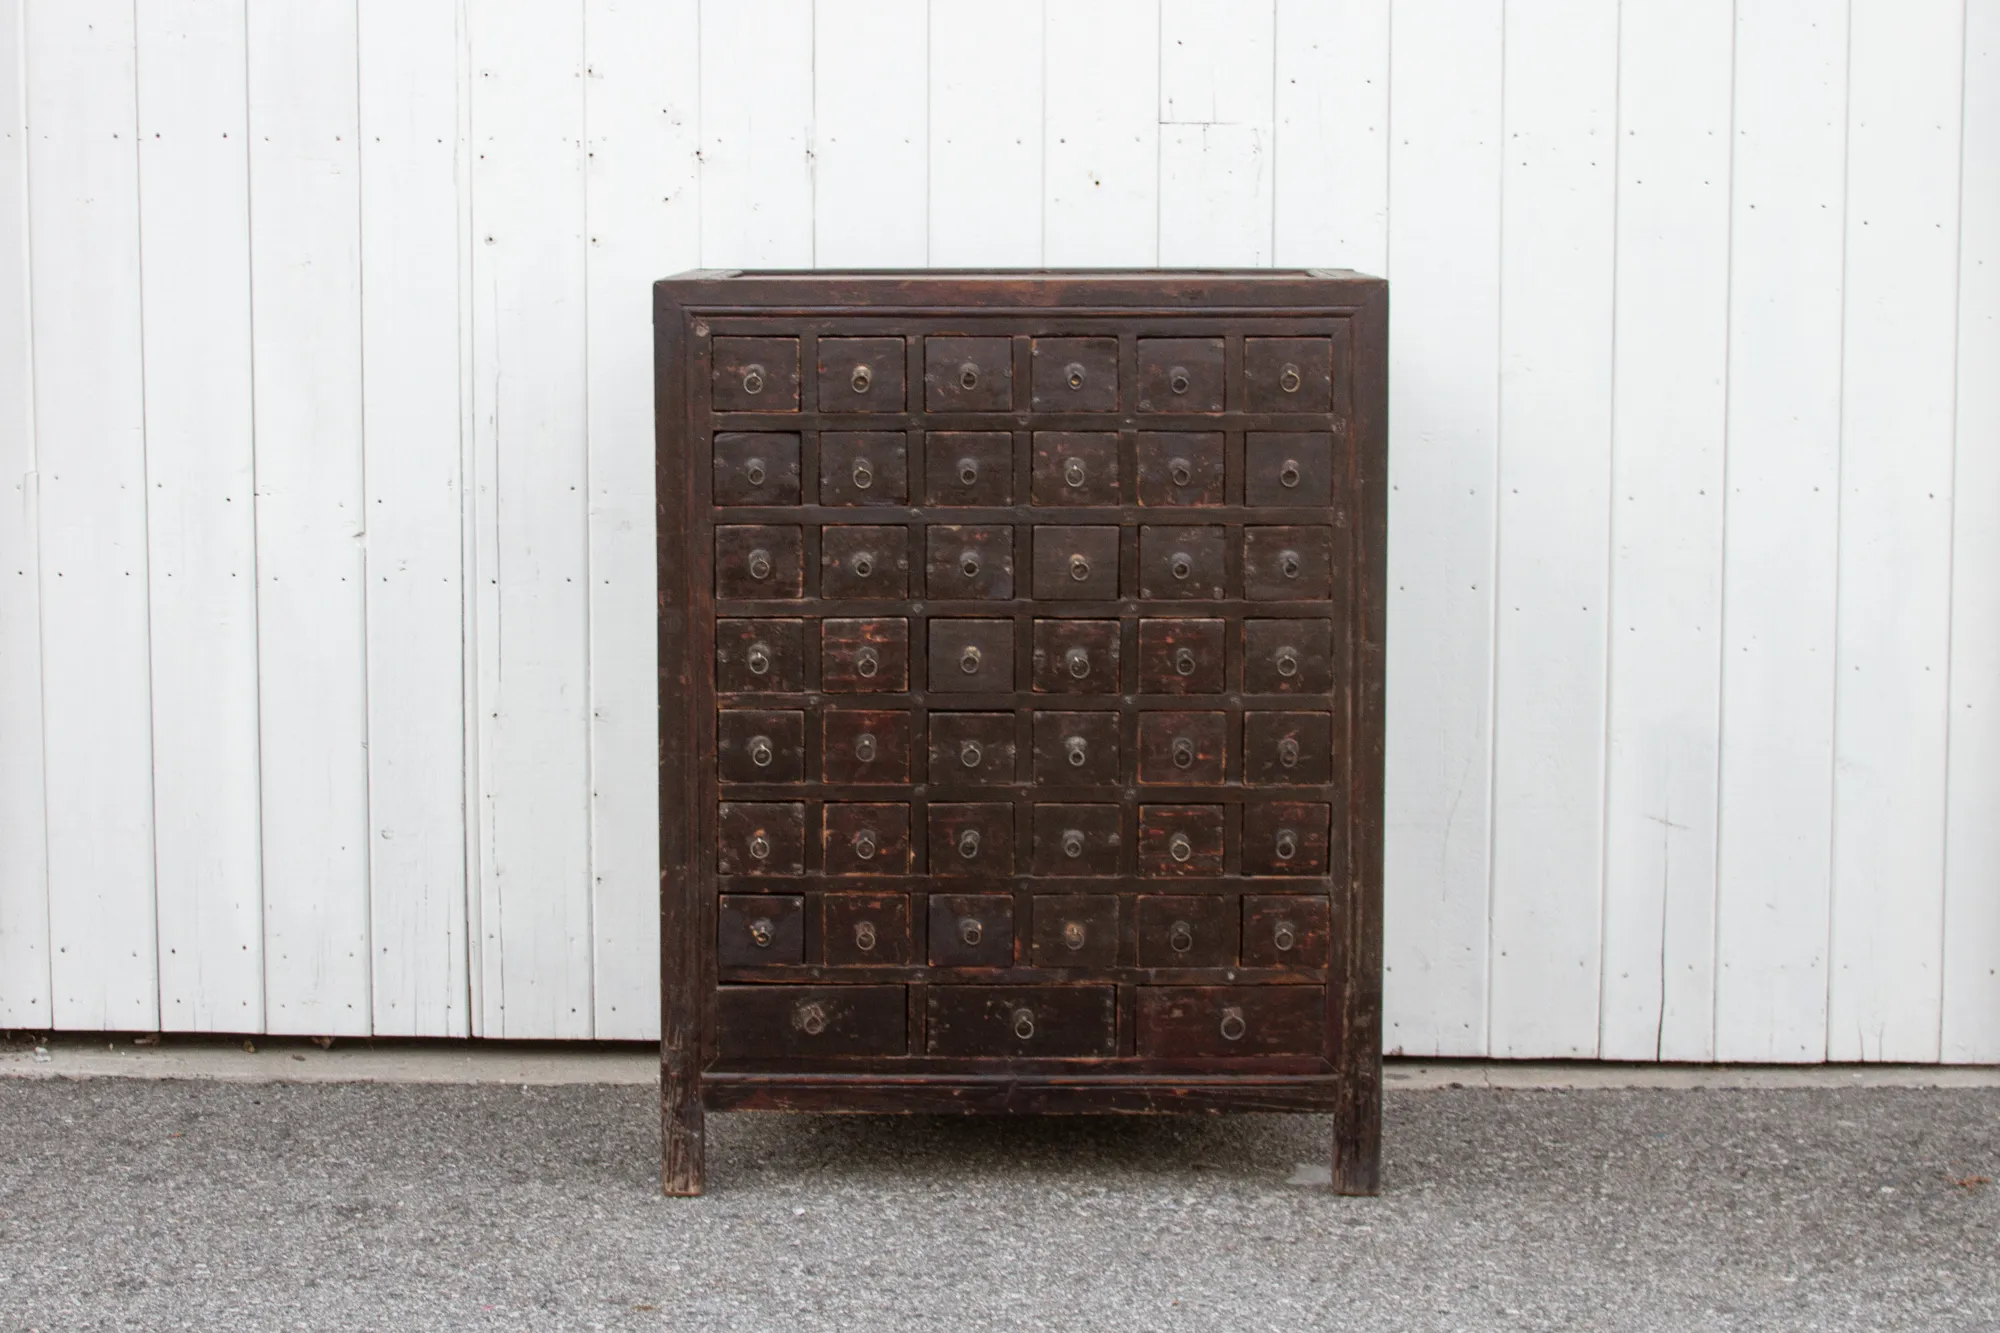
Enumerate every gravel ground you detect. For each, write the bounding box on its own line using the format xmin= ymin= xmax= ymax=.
xmin=0 ymin=1079 xmax=1995 ymax=1332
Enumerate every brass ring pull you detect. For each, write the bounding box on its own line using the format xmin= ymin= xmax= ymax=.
xmin=1168 ymin=920 xmax=1194 ymax=953
xmin=960 ymin=645 xmax=982 ymax=674
xmin=1279 ymin=550 xmax=1301 ymax=579
xmin=854 ymin=921 xmax=877 ymax=952
xmin=744 ymin=459 xmax=767 ymax=486
xmin=1280 ymin=460 xmax=1302 ymax=489
xmin=851 ymin=552 xmax=875 ymax=579
xmin=853 ymin=733 xmax=878 ymax=763
xmin=1061 ymin=830 xmax=1086 ymax=858
xmin=852 ymin=460 xmax=873 ymax=490
xmin=748 ymin=918 xmax=774 ymax=948
xmin=960 ymin=552 xmax=980 ymax=578
xmin=1277 ymin=737 xmax=1300 ymax=768
xmin=958 ymin=828 xmax=981 ymax=859
xmin=959 ymin=739 xmax=984 ymax=768
xmin=747 ymin=549 xmax=773 ymax=580
xmin=850 ymin=363 xmax=872 ymax=393
xmin=1064 ymin=362 xmax=1086 ymax=391
xmin=742 ymin=365 xmax=766 ymax=396
xmin=748 ymin=834 xmax=772 ymax=861
xmin=1278 ymin=363 xmax=1301 ymax=394
xmin=1219 ymin=1006 xmax=1247 ymax=1042
xmin=746 ymin=644 xmax=771 ymax=676
xmin=1063 ymin=921 xmax=1086 ymax=951
xmin=957 ymin=458 xmax=979 ymax=486
xmin=1172 ymin=737 xmax=1195 ymax=769
xmin=959 ymin=917 xmax=983 ymax=946
xmin=1168 ymin=832 xmax=1193 ymax=863
xmin=1275 ymin=829 xmax=1299 ymax=861
xmin=1170 ymin=553 xmax=1192 ymax=580
xmin=852 ymin=829 xmax=878 ymax=860
xmin=748 ymin=736 xmax=774 ymax=767
xmin=1276 ymin=648 xmax=1300 ymax=678
xmin=1174 ymin=647 xmax=1197 ymax=676
xmin=1272 ymin=921 xmax=1297 ymax=953
xmin=958 ymin=363 xmax=980 ymax=391
xmin=1168 ymin=366 xmax=1191 ymax=395
xmin=1012 ymin=1007 xmax=1036 ymax=1040
xmin=855 ymin=647 xmax=880 ymax=678
xmin=1168 ymin=458 xmax=1192 ymax=487
xmin=797 ymin=1001 xmax=827 ymax=1036
xmin=1069 ymin=554 xmax=1090 ymax=581
xmin=1065 ymin=736 xmax=1088 ymax=768
xmin=1063 ymin=457 xmax=1087 ymax=487
xmin=1065 ymin=647 xmax=1091 ymax=679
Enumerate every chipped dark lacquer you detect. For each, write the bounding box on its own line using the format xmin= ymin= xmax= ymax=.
xmin=659 ymin=270 xmax=1387 ymax=1197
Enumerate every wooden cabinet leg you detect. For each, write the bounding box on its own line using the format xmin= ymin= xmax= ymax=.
xmin=662 ymin=1064 xmax=704 ymax=1196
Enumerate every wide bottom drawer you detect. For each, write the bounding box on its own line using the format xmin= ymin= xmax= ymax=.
xmin=925 ymin=985 xmax=1117 ymax=1058
xmin=1135 ymin=985 xmax=1325 ymax=1058
xmin=716 ymin=985 xmax=906 ymax=1058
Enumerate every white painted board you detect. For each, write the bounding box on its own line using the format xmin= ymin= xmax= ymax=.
xmin=1273 ymin=0 xmax=1388 ymax=273
xmin=1043 ymin=0 xmax=1158 ymax=266
xmin=928 ymin=0 xmax=1043 ymax=266
xmin=815 ymin=0 xmax=927 ymax=266
xmin=699 ymin=0 xmax=814 ymax=268
xmin=1157 ymin=0 xmax=1273 ymax=266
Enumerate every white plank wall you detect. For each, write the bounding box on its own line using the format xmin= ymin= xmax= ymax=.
xmin=2 ymin=0 xmax=1994 ymax=1061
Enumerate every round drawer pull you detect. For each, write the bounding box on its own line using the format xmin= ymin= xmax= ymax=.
xmin=959 ymin=739 xmax=984 ymax=768
xmin=1219 ymin=1006 xmax=1247 ymax=1042
xmin=850 ymin=552 xmax=875 ymax=579
xmin=746 ymin=549 xmax=773 ymax=581
xmin=1063 ymin=457 xmax=1087 ymax=487
xmin=1063 ymin=920 xmax=1087 ymax=951
xmin=748 ymin=834 xmax=772 ymax=861
xmin=1172 ymin=737 xmax=1195 ymax=769
xmin=852 ymin=733 xmax=878 ymax=763
xmin=746 ymin=644 xmax=772 ymax=676
xmin=855 ymin=647 xmax=880 ymax=678
xmin=1169 ymin=553 xmax=1193 ymax=580
xmin=748 ymin=736 xmax=774 ymax=768
xmin=1174 ymin=647 xmax=1197 ymax=676
xmin=854 ymin=921 xmax=877 ymax=952
xmin=1278 ymin=363 xmax=1302 ymax=394
xmin=1168 ymin=458 xmax=1193 ymax=487
xmin=1277 ymin=737 xmax=1301 ymax=768
xmin=747 ymin=918 xmax=775 ymax=948
xmin=1168 ymin=832 xmax=1194 ymax=863
xmin=957 ymin=458 xmax=979 ymax=486
xmin=1065 ymin=736 xmax=1088 ymax=768
xmin=1278 ymin=550 xmax=1302 ymax=579
xmin=1168 ymin=920 xmax=1194 ymax=953
xmin=959 ymin=917 xmax=983 ymax=946
xmin=1012 ymin=1007 xmax=1036 ymax=1040
xmin=1065 ymin=362 xmax=1087 ymax=392
xmin=1271 ymin=921 xmax=1297 ymax=953
xmin=1061 ymin=829 xmax=1086 ymax=859
xmin=850 ymin=363 xmax=872 ymax=394
xmin=1064 ymin=646 xmax=1092 ymax=679
xmin=741 ymin=365 xmax=766 ymax=396
xmin=957 ymin=828 xmax=981 ymax=859
xmin=960 ymin=552 xmax=981 ymax=578
xmin=1280 ymin=460 xmax=1302 ymax=489
xmin=796 ymin=1001 xmax=827 ymax=1036
xmin=852 ymin=460 xmax=874 ymax=490
xmin=851 ymin=829 xmax=878 ymax=860
xmin=744 ymin=459 xmax=767 ymax=486
xmin=1274 ymin=829 xmax=1299 ymax=861
xmin=1168 ymin=366 xmax=1191 ymax=395
xmin=1069 ymin=553 xmax=1091 ymax=582
xmin=960 ymin=644 xmax=982 ymax=674
xmin=958 ymin=362 xmax=980 ymax=391
xmin=1275 ymin=647 xmax=1301 ymax=678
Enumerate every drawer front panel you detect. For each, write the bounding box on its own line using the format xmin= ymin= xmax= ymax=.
xmin=928 ymin=893 xmax=1017 ymax=967
xmin=926 ymin=986 xmax=1118 ymax=1058
xmin=717 ymin=985 xmax=907 ymax=1058
xmin=823 ymin=892 xmax=914 ymax=966
xmin=1135 ymin=986 xmax=1326 ymax=1058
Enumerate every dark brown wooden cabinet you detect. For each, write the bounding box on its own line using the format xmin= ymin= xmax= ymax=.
xmin=658 ymin=270 xmax=1386 ymax=1196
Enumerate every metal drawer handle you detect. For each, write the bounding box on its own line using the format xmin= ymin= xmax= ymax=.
xmin=959 ymin=739 xmax=984 ymax=768
xmin=957 ymin=458 xmax=979 ymax=486
xmin=1275 ymin=829 xmax=1299 ymax=861
xmin=1279 ymin=550 xmax=1302 ymax=579
xmin=851 ymin=552 xmax=875 ymax=579
xmin=1063 ymin=457 xmax=1087 ymax=487
xmin=1168 ymin=458 xmax=1192 ymax=487
xmin=958 ymin=362 xmax=980 ymax=391
xmin=1061 ymin=830 xmax=1086 ymax=859
xmin=1219 ymin=1006 xmax=1247 ymax=1042
xmin=1063 ymin=920 xmax=1086 ymax=951
xmin=960 ymin=644 xmax=982 ymax=673
xmin=1172 ymin=737 xmax=1195 ymax=768
xmin=1012 ymin=1007 xmax=1036 ymax=1040
xmin=1168 ymin=366 xmax=1191 ymax=395
xmin=746 ymin=644 xmax=772 ymax=676
xmin=1276 ymin=647 xmax=1300 ymax=678
xmin=1065 ymin=362 xmax=1087 ymax=391
xmin=1065 ymin=646 xmax=1091 ymax=679
xmin=748 ymin=736 xmax=774 ymax=768
xmin=1280 ymin=460 xmax=1302 ymax=489
xmin=853 ymin=733 xmax=878 ymax=763
xmin=958 ymin=828 xmax=981 ymax=859
xmin=1169 ymin=553 xmax=1192 ymax=580
xmin=850 ymin=363 xmax=872 ymax=393
xmin=745 ymin=458 xmax=767 ymax=486
xmin=851 ymin=829 xmax=878 ymax=860
xmin=796 ymin=1001 xmax=827 ymax=1036
xmin=960 ymin=552 xmax=981 ymax=578
xmin=1277 ymin=736 xmax=1300 ymax=768
xmin=748 ymin=918 xmax=774 ymax=948
xmin=959 ymin=917 xmax=983 ymax=946
xmin=1069 ymin=553 xmax=1091 ymax=581
xmin=748 ymin=834 xmax=772 ymax=861
xmin=1272 ymin=920 xmax=1297 ymax=953
xmin=747 ymin=549 xmax=773 ymax=581
xmin=1174 ymin=647 xmax=1197 ymax=676
xmin=1065 ymin=736 xmax=1088 ymax=767
xmin=854 ymin=920 xmax=877 ymax=952
xmin=1168 ymin=832 xmax=1194 ymax=863
xmin=855 ymin=646 xmax=879 ymax=678
xmin=1278 ymin=363 xmax=1302 ymax=394
xmin=852 ymin=460 xmax=874 ymax=490
xmin=1168 ymin=920 xmax=1194 ymax=953
xmin=742 ymin=365 xmax=766 ymax=396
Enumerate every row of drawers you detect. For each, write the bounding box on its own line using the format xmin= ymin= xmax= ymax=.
xmin=717 ymin=800 xmax=1333 ymax=878
xmin=721 ymin=890 xmax=1331 ymax=970
xmin=714 ymin=523 xmax=1338 ymax=602
xmin=714 ymin=429 xmax=1338 ymax=508
xmin=710 ymin=335 xmax=1339 ymax=416
xmin=717 ymin=983 xmax=1327 ymax=1060
xmin=717 ymin=616 xmax=1336 ymax=695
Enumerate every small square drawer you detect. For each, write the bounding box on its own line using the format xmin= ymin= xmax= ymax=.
xmin=1138 ymin=804 xmax=1225 ymax=877
xmin=716 ymin=525 xmax=803 ymax=599
xmin=820 ymin=525 xmax=909 ymax=599
xmin=1031 ymin=431 xmax=1121 ymax=506
xmin=1241 ymin=894 xmax=1331 ymax=968
xmin=925 ymin=431 xmax=1015 ymax=505
xmin=820 ymin=708 xmax=912 ymax=784
xmin=1136 ymin=337 xmax=1224 ymax=413
xmin=718 ymin=894 xmax=805 ymax=966
xmin=1030 ymin=618 xmax=1120 ymax=694
xmin=1243 ymin=526 xmax=1334 ymax=601
xmin=821 ymin=617 xmax=909 ymax=693
xmin=824 ymin=891 xmax=913 ymax=966
xmin=1031 ymin=803 xmax=1123 ymax=877
xmin=1136 ymin=618 xmax=1226 ymax=694
xmin=714 ymin=618 xmax=806 ymax=693
xmin=925 ymin=985 xmax=1117 ymax=1058
xmin=820 ymin=432 xmax=909 ymax=506
xmin=925 ymin=336 xmax=1014 ymax=411
xmin=818 ymin=336 xmax=907 ymax=413
xmin=927 ymin=713 xmax=1018 ymax=786
xmin=711 ymin=336 xmax=800 ymax=412
xmin=716 ymin=984 xmax=906 ymax=1058
xmin=1031 ymin=895 xmax=1119 ymax=968
xmin=1032 ymin=710 xmax=1120 ymax=785
xmin=717 ymin=801 xmax=807 ymax=876
xmin=823 ymin=802 xmax=911 ymax=876
xmin=1242 ymin=711 xmax=1333 ymax=784
xmin=716 ymin=708 xmax=806 ymax=783
xmin=1030 ymin=336 xmax=1120 ymax=412
xmin=926 ymin=524 xmax=1015 ymax=600
xmin=1134 ymin=432 xmax=1225 ymax=506
xmin=1032 ymin=525 xmax=1120 ymax=600
xmin=1242 ymin=619 xmax=1334 ymax=694
xmin=712 ymin=432 xmax=801 ymax=505
xmin=1136 ymin=895 xmax=1235 ymax=968
xmin=1135 ymin=985 xmax=1325 ymax=1058
xmin=927 ymin=893 xmax=1015 ymax=967
xmin=928 ymin=802 xmax=1016 ymax=876
xmin=1242 ymin=801 xmax=1332 ymax=875
xmin=1136 ymin=711 xmax=1227 ymax=785
xmin=1244 ymin=432 xmax=1334 ymax=506
xmin=1243 ymin=336 xmax=1333 ymax=413
xmin=928 ymin=619 xmax=1015 ymax=692
xmin=1139 ymin=526 xmax=1228 ymax=600
xmin=820 ymin=888 xmax=916 ymax=960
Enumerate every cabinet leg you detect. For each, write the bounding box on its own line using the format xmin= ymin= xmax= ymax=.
xmin=662 ymin=1065 xmax=704 ymax=1197
xmin=1330 ymin=1068 xmax=1381 ymax=1196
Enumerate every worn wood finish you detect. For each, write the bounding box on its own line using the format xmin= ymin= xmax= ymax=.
xmin=660 ymin=270 xmax=1386 ymax=1196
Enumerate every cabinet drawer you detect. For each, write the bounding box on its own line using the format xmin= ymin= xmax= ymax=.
xmin=927 ymin=892 xmax=1016 ymax=967
xmin=711 ymin=336 xmax=800 ymax=412
xmin=1135 ymin=986 xmax=1325 ymax=1058
xmin=1242 ymin=619 xmax=1334 ymax=694
xmin=1032 ymin=525 xmax=1121 ymax=600
xmin=1136 ymin=337 xmax=1224 ymax=413
xmin=1030 ymin=618 xmax=1121 ymax=694
xmin=1030 ymin=336 xmax=1119 ymax=412
xmin=715 ymin=618 xmax=806 ymax=694
xmin=1032 ymin=431 xmax=1121 ymax=505
xmin=1244 ymin=432 xmax=1335 ymax=507
xmin=926 ymin=524 xmax=1015 ymax=600
xmin=821 ymin=617 xmax=909 ymax=693
xmin=820 ymin=709 xmax=912 ymax=785
xmin=718 ymin=894 xmax=805 ymax=967
xmin=820 ymin=432 xmax=909 ymax=505
xmin=926 ymin=986 xmax=1118 ymax=1058
xmin=717 ymin=802 xmax=807 ymax=876
xmin=1242 ymin=337 xmax=1332 ymax=414
xmin=1243 ymin=526 xmax=1334 ymax=602
xmin=1139 ymin=526 xmax=1228 ymax=600
xmin=1134 ymin=432 xmax=1225 ymax=507
xmin=927 ymin=713 xmax=1018 ymax=786
xmin=1137 ymin=804 xmax=1225 ymax=877
xmin=1240 ymin=895 xmax=1332 ymax=969
xmin=712 ymin=432 xmax=801 ymax=506
xmin=716 ymin=709 xmax=806 ymax=784
xmin=1242 ymin=711 xmax=1333 ymax=785
xmin=715 ymin=525 xmax=803 ymax=599
xmin=1136 ymin=618 xmax=1226 ymax=694
xmin=1136 ymin=894 xmax=1235 ymax=968
xmin=925 ymin=336 xmax=1013 ymax=411
xmin=1031 ymin=894 xmax=1120 ymax=968
xmin=1242 ymin=801 xmax=1332 ymax=876
xmin=927 ymin=802 xmax=1016 ymax=876
xmin=818 ymin=336 xmax=906 ymax=414
xmin=823 ymin=892 xmax=912 ymax=966
xmin=820 ymin=525 xmax=910 ymax=599
xmin=1031 ymin=710 xmax=1121 ymax=786
xmin=928 ymin=619 xmax=1015 ymax=692
xmin=717 ymin=985 xmax=906 ymax=1058
xmin=1136 ymin=711 xmax=1227 ymax=785
xmin=1030 ymin=803 xmax=1123 ymax=877
xmin=924 ymin=431 xmax=1014 ymax=505
xmin=822 ymin=802 xmax=911 ymax=876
